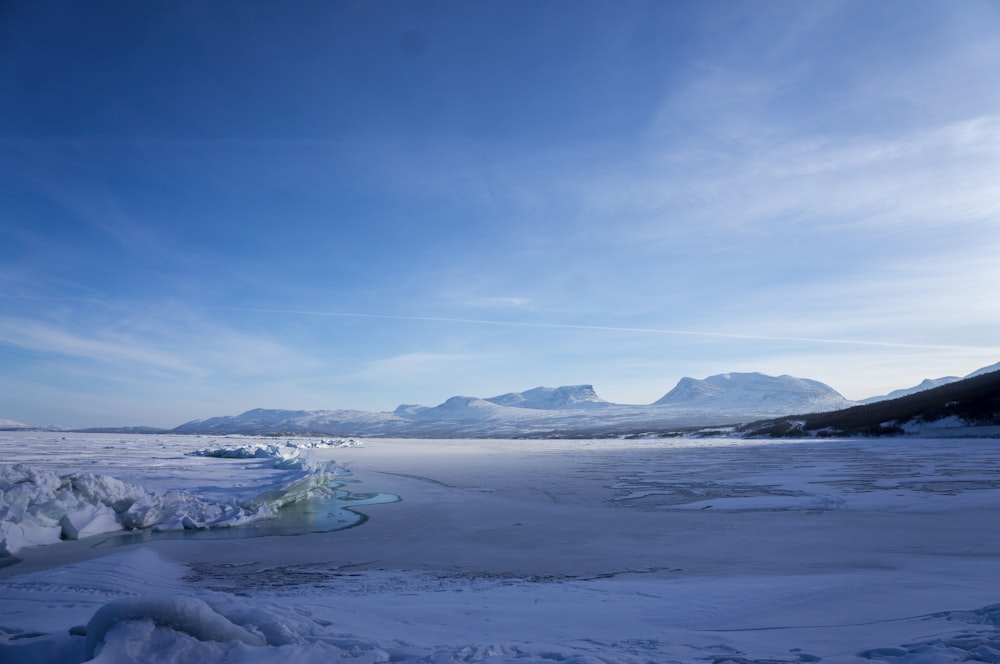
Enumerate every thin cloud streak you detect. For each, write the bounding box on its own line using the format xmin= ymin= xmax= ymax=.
xmin=0 ymin=317 xmax=204 ymax=376
xmin=0 ymin=308 xmax=320 ymax=381
xmin=212 ymin=307 xmax=1000 ymax=353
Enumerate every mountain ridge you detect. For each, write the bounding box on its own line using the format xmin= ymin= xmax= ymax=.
xmin=171 ymin=372 xmax=856 ymax=437
xmin=486 ymin=385 xmax=609 ymax=410
xmin=859 ymin=361 xmax=1000 ymax=404
xmin=8 ymin=363 xmax=998 ymax=437
xmin=737 ymin=367 xmax=1000 ymax=438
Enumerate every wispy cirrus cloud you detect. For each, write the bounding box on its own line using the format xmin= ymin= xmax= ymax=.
xmin=355 ymin=351 xmax=476 ymax=384
xmin=0 ymin=306 xmax=321 ymax=380
xmin=471 ymin=296 xmax=533 ymax=308
xmin=560 ymin=113 xmax=1000 ymax=236
xmin=0 ymin=316 xmax=204 ymax=375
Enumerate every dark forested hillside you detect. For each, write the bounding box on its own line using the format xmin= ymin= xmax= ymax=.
xmin=738 ymin=369 xmax=1000 ymax=437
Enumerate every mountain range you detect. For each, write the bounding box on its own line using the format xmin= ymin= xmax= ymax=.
xmin=5 ymin=363 xmax=998 ymax=438
xmin=167 ymin=372 xmax=856 ymax=438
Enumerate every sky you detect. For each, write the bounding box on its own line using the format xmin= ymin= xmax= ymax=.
xmin=2 ymin=0 xmax=1000 ymax=427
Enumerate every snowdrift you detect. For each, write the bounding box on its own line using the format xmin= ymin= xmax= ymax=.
xmin=5 ymin=587 xmax=1000 ymax=664
xmin=0 ymin=442 xmax=342 ymax=555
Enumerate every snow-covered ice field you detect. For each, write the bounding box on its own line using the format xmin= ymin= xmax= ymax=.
xmin=2 ymin=433 xmax=1000 ymax=663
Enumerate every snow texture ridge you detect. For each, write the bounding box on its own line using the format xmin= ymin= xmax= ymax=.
xmin=0 ymin=441 xmax=343 ymax=555
xmin=968 ymin=360 xmax=1000 ymax=378
xmin=189 ymin=438 xmax=361 ymax=461
xmin=861 ymin=377 xmax=963 ymax=403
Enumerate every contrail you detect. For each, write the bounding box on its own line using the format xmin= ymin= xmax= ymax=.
xmin=212 ymin=306 xmax=993 ymax=352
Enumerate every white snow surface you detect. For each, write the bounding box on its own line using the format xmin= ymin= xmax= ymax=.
xmin=2 ymin=433 xmax=1000 ymax=663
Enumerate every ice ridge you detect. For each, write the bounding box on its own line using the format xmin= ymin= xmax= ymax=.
xmin=0 ymin=442 xmax=343 ymax=555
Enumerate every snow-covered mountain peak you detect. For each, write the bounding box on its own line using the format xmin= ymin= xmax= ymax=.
xmin=656 ymin=377 xmax=726 ymax=403
xmin=655 ymin=372 xmax=851 ymax=411
xmin=705 ymin=372 xmax=745 ymax=383
xmin=404 ymin=396 xmax=509 ymax=422
xmin=486 ymin=385 xmax=609 ymax=410
xmin=393 ymin=404 xmax=426 ymax=417
xmin=703 ymin=372 xmax=805 ymax=387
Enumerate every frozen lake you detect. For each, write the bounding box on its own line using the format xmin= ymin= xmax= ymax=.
xmin=2 ymin=433 xmax=1000 ymax=662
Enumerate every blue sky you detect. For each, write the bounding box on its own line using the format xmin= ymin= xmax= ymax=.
xmin=3 ymin=1 xmax=1000 ymax=427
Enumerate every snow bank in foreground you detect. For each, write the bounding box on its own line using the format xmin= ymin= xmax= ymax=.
xmin=0 ymin=445 xmax=340 ymax=555
xmin=3 ymin=593 xmax=394 ymax=664
xmin=4 ymin=591 xmax=1000 ymax=664
xmin=0 ymin=592 xmax=637 ymax=663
